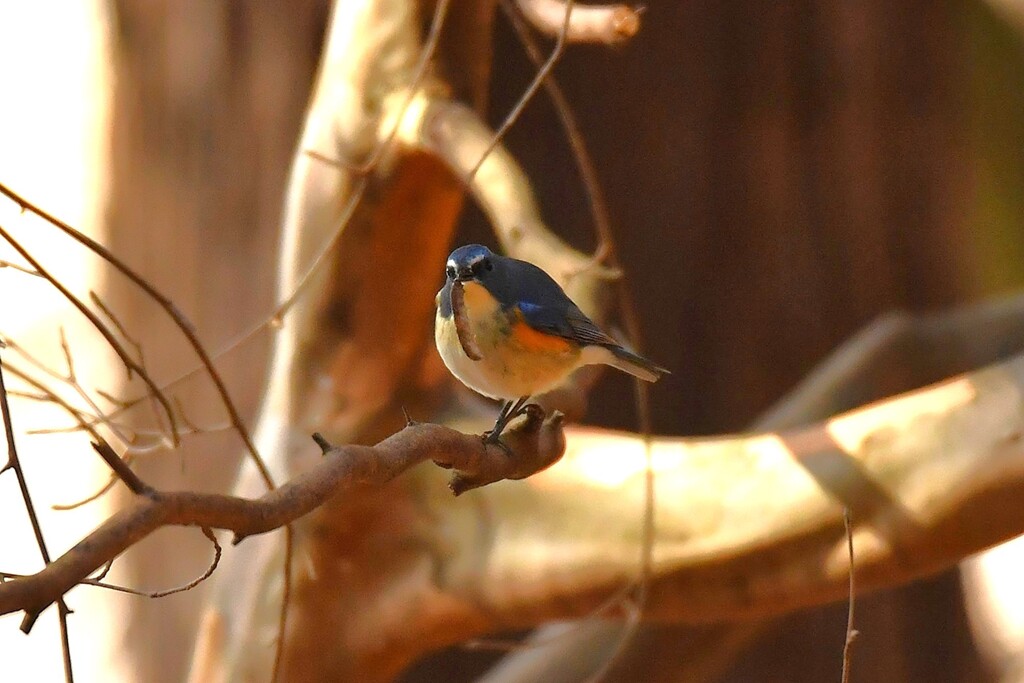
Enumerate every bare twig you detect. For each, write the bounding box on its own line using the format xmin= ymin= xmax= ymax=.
xmin=0 ymin=259 xmax=41 ymax=277
xmin=0 ymin=361 xmax=103 ymax=442
xmin=0 ymin=181 xmax=290 ymax=680
xmin=89 ymin=290 xmax=145 ymax=362
xmin=87 ymin=526 xmax=220 ymax=599
xmin=513 ymin=0 xmax=641 ymax=44
xmin=90 ymin=560 xmax=114 ymax=583
xmin=501 ymin=0 xmax=615 ymax=261
xmin=0 ymin=224 xmax=179 ymax=445
xmin=0 ymin=351 xmax=74 ymax=681
xmin=841 ymin=508 xmax=857 ymax=683
xmin=0 ymin=411 xmax=566 ymax=630
xmin=90 ymin=442 xmax=151 ymax=495
xmin=0 ymin=182 xmax=275 ymax=490
xmin=0 ymin=338 xmax=143 ymax=456
xmin=5 ymin=524 xmax=220 ymax=600
xmin=272 ymin=531 xmax=294 ymax=683
xmin=51 ymin=471 xmax=122 ymax=512
xmin=468 ymin=0 xmax=576 ymax=181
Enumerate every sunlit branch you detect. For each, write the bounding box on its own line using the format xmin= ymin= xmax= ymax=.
xmin=513 ymin=0 xmax=641 ymax=43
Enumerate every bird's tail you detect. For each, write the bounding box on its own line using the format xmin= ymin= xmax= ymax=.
xmin=606 ymin=345 xmax=669 ymax=383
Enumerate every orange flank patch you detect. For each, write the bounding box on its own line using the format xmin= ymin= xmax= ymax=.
xmin=511 ymin=316 xmax=574 ymax=354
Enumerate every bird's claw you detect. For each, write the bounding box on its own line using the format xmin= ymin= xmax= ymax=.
xmin=481 ymin=430 xmax=513 ymax=457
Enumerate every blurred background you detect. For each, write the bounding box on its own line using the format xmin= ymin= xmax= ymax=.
xmin=3 ymin=0 xmax=1024 ymax=681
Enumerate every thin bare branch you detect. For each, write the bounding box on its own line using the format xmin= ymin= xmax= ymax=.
xmin=0 ymin=259 xmax=41 ymax=277
xmin=842 ymin=508 xmax=857 ymax=683
xmin=0 ymin=223 xmax=180 ymax=446
xmin=0 ymin=351 xmax=74 ymax=681
xmin=89 ymin=290 xmax=145 ymax=363
xmin=1 ymin=336 xmax=139 ymax=449
xmin=52 ymin=471 xmax=122 ymax=512
xmin=272 ymin=530 xmax=293 ymax=683
xmin=1 ymin=361 xmax=102 ymax=442
xmin=0 ymin=182 xmax=275 ymax=491
xmin=58 ymin=327 xmax=76 ymax=382
xmin=6 ymin=525 xmax=219 ymax=601
xmin=90 ymin=441 xmax=152 ymax=496
xmin=501 ymin=0 xmax=614 ymax=261
xmin=0 ymin=411 xmax=566 ymax=631
xmin=469 ymin=0 xmax=575 ymax=181
xmin=513 ymin=0 xmax=641 ymax=44
xmin=90 ymin=560 xmax=114 ymax=583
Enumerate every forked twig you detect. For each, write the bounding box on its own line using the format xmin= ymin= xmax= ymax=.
xmin=1 ymin=337 xmax=141 ymax=453
xmin=0 ymin=183 xmax=273 ymax=489
xmin=0 ymin=259 xmax=42 ymax=277
xmin=0 ymin=224 xmax=179 ymax=446
xmin=4 ymin=523 xmax=220 ymax=600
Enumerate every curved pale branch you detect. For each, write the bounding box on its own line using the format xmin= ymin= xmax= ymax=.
xmin=439 ymin=353 xmax=1024 ymax=629
xmin=513 ymin=0 xmax=641 ymax=44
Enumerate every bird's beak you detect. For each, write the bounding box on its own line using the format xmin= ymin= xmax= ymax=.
xmin=454 ymin=266 xmax=474 ymax=282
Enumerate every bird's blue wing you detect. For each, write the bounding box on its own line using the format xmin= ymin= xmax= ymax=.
xmin=517 ymin=301 xmax=619 ymax=349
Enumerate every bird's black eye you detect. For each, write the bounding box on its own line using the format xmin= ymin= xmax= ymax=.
xmin=483 ymin=258 xmax=493 ymax=272
xmin=446 ymin=265 xmax=456 ymax=279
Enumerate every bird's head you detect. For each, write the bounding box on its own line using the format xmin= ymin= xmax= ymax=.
xmin=445 ymin=244 xmax=496 ymax=284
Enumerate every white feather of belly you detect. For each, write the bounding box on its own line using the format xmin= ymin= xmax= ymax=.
xmin=435 ymin=305 xmax=585 ymax=400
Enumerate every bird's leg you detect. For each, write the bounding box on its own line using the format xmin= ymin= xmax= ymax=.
xmin=506 ymin=396 xmax=531 ymax=422
xmin=484 ymin=396 xmax=530 ymax=451
xmin=483 ymin=400 xmax=515 ymax=443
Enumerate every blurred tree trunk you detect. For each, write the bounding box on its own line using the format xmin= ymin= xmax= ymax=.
xmin=98 ymin=0 xmax=1010 ymax=681
xmin=102 ymin=2 xmax=329 ymax=681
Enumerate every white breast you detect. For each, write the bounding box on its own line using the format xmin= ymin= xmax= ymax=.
xmin=435 ymin=310 xmax=508 ymax=399
xmin=434 ymin=306 xmax=584 ymax=400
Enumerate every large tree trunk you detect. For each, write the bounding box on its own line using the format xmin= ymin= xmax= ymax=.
xmin=103 ymin=3 xmax=329 ymax=680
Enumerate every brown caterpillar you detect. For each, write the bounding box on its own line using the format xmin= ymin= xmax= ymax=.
xmin=451 ymin=280 xmax=483 ymax=361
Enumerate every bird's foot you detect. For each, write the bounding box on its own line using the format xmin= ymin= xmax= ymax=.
xmin=481 ymin=429 xmax=514 ymax=457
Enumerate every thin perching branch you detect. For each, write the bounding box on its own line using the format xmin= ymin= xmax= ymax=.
xmin=0 ymin=408 xmax=567 ymax=630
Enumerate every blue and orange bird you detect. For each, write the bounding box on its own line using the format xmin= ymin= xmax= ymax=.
xmin=435 ymin=244 xmax=668 ymax=443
